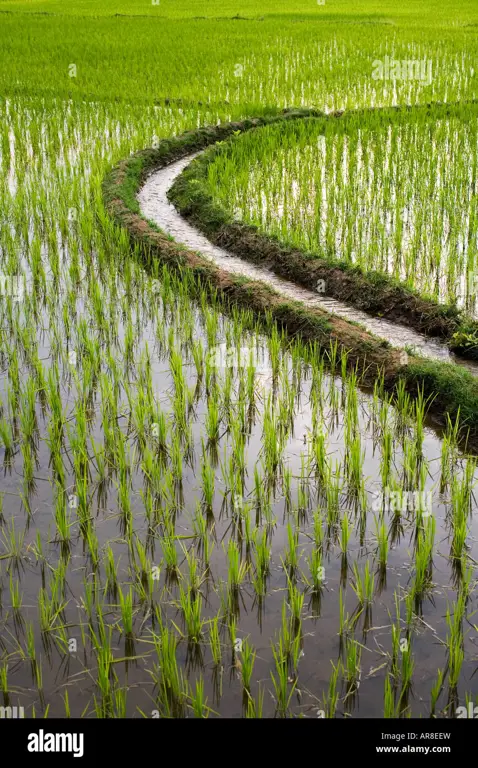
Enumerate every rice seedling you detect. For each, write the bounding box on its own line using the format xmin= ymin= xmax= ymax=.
xmin=287 ymin=579 xmax=304 ymax=633
xmin=225 ymin=539 xmax=248 ymax=593
xmin=0 ymin=518 xmax=26 ymax=563
xmin=284 ymin=522 xmax=300 ymax=576
xmin=344 ymin=637 xmax=362 ymax=697
xmin=374 ymin=516 xmax=389 ymax=572
xmin=151 ymin=626 xmax=185 ymax=718
xmin=177 ymin=585 xmax=204 ymax=644
xmin=208 ymin=615 xmax=222 ymax=667
xmin=270 ymin=637 xmax=297 ymax=718
xmin=189 ymin=676 xmax=210 ymax=718
xmin=9 ymin=573 xmax=22 ymax=614
xmin=117 ymin=585 xmax=134 ymax=638
xmin=351 ymin=561 xmax=375 ymax=607
xmin=240 ymin=638 xmax=256 ymax=693
xmin=245 ymin=684 xmax=265 ymax=718
xmin=430 ymin=668 xmax=444 ymax=717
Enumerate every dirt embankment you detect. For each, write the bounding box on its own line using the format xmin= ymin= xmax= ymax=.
xmin=102 ymin=105 xmax=478 ymax=448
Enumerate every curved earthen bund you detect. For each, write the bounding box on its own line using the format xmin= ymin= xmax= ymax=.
xmin=138 ymin=153 xmax=478 ymax=377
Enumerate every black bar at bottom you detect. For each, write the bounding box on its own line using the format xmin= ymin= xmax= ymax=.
xmin=2 ymin=718 xmax=471 ymax=761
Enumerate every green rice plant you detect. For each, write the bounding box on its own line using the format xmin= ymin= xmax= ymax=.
xmin=205 ymin=395 xmax=220 ymax=444
xmin=240 ymin=638 xmax=256 ymax=692
xmin=270 ymin=637 xmax=297 ymax=717
xmin=133 ymin=536 xmax=150 ymax=590
xmin=182 ymin=545 xmax=205 ymax=596
xmin=252 ymin=527 xmax=271 ymax=595
xmin=351 ymin=560 xmax=375 ymax=606
xmin=9 ymin=572 xmax=22 ymax=612
xmin=63 ymin=690 xmax=71 ymax=719
xmin=322 ymin=661 xmax=341 ymax=718
xmin=245 ymin=683 xmax=265 ymax=718
xmin=345 ymin=433 xmax=365 ymax=501
xmin=399 ymin=638 xmax=414 ymax=696
xmin=95 ymin=631 xmax=117 ymax=718
xmin=338 ymin=586 xmax=350 ymax=637
xmin=325 ymin=461 xmax=342 ymax=529
xmin=209 ymin=615 xmax=222 ymax=666
xmin=26 ymin=621 xmax=36 ymax=666
xmin=0 ymin=417 xmax=14 ymax=462
xmin=450 ymin=468 xmax=474 ymax=565
xmin=53 ymin=487 xmax=73 ymax=545
xmin=282 ymin=462 xmax=292 ymax=510
xmin=189 ymin=676 xmax=209 ymax=718
xmin=200 ymin=452 xmax=215 ymax=512
xmin=284 ymin=522 xmax=300 ymax=575
xmin=340 ymin=512 xmax=351 ymax=556
xmin=225 ymin=539 xmax=248 ymax=591
xmin=85 ymin=522 xmax=100 ymax=569
xmin=104 ymin=544 xmax=119 ymax=596
xmin=0 ymin=662 xmax=8 ymax=696
xmin=411 ymin=518 xmax=435 ymax=602
xmin=384 ymin=673 xmax=398 ymax=718
xmin=117 ymin=584 xmax=134 ymax=637
xmin=0 ymin=517 xmax=26 ymax=562
xmin=440 ymin=413 xmax=460 ymax=491
xmin=38 ymin=586 xmax=67 ymax=634
xmin=430 ymin=668 xmax=444 ymax=717
xmin=306 ymin=545 xmax=325 ymax=593
xmin=344 ymin=636 xmax=361 ymax=694
xmin=445 ymin=596 xmax=466 ymax=689
xmin=151 ymin=626 xmax=184 ymax=718
xmin=312 ymin=508 xmax=324 ymax=548
xmin=380 ymin=428 xmax=393 ymax=488
xmin=287 ymin=579 xmax=304 ymax=632
xmin=178 ymin=584 xmax=204 ymax=643
xmin=159 ymin=533 xmax=180 ymax=579
xmin=374 ymin=516 xmax=389 ymax=570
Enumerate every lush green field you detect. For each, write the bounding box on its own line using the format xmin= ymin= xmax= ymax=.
xmin=204 ymin=105 xmax=478 ymax=312
xmin=0 ymin=0 xmax=477 ymax=106
xmin=1 ymin=0 xmax=477 ymax=21
xmin=1 ymin=0 xmax=478 ymax=722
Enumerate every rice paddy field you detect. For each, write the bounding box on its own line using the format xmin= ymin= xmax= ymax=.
xmin=205 ymin=106 xmax=478 ymax=313
xmin=1 ymin=0 xmax=478 ymax=722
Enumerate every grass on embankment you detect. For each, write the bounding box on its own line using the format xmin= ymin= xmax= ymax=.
xmin=102 ymin=110 xmax=478 ymax=446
